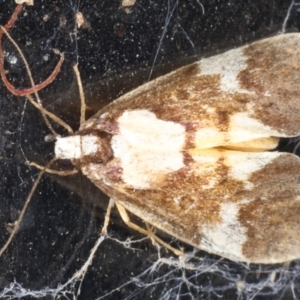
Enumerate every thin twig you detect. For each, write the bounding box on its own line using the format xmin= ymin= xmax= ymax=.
xmin=0 ymin=5 xmax=65 ymax=96
xmin=0 ymin=25 xmax=58 ymax=136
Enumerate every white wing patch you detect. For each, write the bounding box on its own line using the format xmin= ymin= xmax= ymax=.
xmin=229 ymin=112 xmax=287 ymax=140
xmin=199 ymin=202 xmax=247 ymax=261
xmin=225 ymin=151 xmax=282 ymax=190
xmin=199 ymin=47 xmax=253 ymax=95
xmin=195 ymin=112 xmax=281 ymax=149
xmin=112 ymin=110 xmax=186 ymax=188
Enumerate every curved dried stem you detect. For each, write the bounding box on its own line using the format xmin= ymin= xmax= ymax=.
xmin=0 ymin=43 xmax=64 ymax=97
xmin=3 ymin=4 xmax=23 ymax=30
xmin=0 ymin=4 xmax=68 ymax=137
xmin=0 ymin=5 xmax=64 ymax=98
xmin=0 ymin=25 xmax=60 ymax=137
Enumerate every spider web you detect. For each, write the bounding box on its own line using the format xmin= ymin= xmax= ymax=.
xmin=0 ymin=0 xmax=300 ymax=299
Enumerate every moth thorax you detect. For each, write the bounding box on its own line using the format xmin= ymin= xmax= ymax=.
xmin=55 ymin=134 xmax=111 ymax=162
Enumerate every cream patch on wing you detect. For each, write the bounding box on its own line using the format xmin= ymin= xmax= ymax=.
xmin=111 ymin=110 xmax=186 ymax=188
xmin=199 ymin=47 xmax=253 ymax=95
xmin=199 ymin=202 xmax=247 ymax=261
xmin=194 ymin=112 xmax=281 ymax=149
xmin=224 ymin=151 xmax=282 ymax=190
xmin=229 ymin=112 xmax=285 ymax=140
xmin=190 ymin=149 xmax=223 ymax=189
xmin=190 ymin=149 xmax=282 ymax=191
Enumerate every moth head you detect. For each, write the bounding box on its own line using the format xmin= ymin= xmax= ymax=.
xmin=54 ymin=134 xmax=113 ymax=165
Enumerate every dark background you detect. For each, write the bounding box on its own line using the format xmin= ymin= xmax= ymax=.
xmin=0 ymin=0 xmax=300 ymax=299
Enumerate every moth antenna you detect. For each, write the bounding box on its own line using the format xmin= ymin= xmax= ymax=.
xmin=26 ymin=94 xmax=74 ymax=135
xmin=73 ymin=63 xmax=86 ymax=125
xmin=0 ymin=157 xmax=58 ymax=259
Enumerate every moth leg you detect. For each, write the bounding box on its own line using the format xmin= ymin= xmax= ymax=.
xmin=30 ymin=161 xmax=78 ymax=176
xmin=101 ymin=198 xmax=115 ymax=235
xmin=145 ymin=222 xmax=158 ymax=246
xmin=0 ymin=157 xmax=56 ymax=258
xmin=115 ymin=202 xmax=184 ymax=256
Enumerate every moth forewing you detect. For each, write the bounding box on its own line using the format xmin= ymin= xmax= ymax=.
xmin=56 ymin=33 xmax=300 ymax=264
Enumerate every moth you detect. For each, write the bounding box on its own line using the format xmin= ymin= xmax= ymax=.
xmin=53 ymin=33 xmax=300 ymax=265
xmin=1 ymin=3 xmax=299 ymax=263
